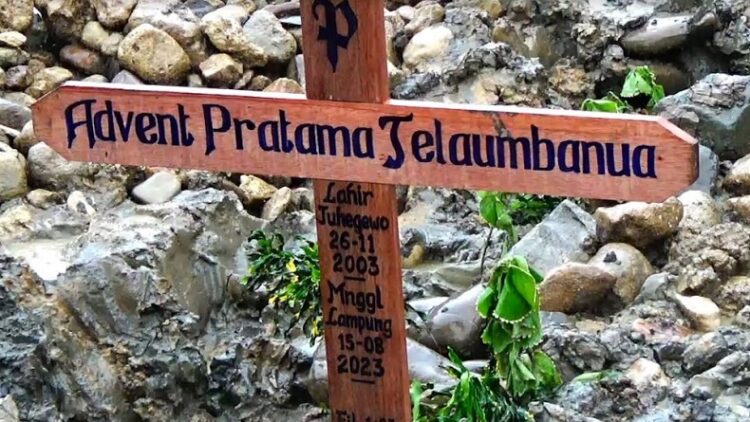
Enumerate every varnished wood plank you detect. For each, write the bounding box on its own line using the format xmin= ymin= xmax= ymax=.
xmin=32 ymin=82 xmax=699 ymax=202
xmin=300 ymin=0 xmax=389 ymax=102
xmin=300 ymin=1 xmax=411 ymax=421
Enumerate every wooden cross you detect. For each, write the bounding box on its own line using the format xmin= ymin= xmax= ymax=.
xmin=31 ymin=1 xmax=698 ymax=420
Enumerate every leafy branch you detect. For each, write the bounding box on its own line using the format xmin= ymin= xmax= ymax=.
xmin=242 ymin=230 xmax=322 ymax=343
xmin=582 ymin=66 xmax=665 ymax=113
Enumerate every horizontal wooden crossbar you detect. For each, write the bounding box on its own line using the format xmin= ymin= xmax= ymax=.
xmin=32 ymin=82 xmax=698 ymax=202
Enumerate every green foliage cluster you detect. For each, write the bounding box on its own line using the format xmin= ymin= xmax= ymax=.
xmin=242 ymin=230 xmax=322 ymax=342
xmin=582 ymin=66 xmax=665 ymax=113
xmin=479 ymin=192 xmax=561 ymax=233
xmin=411 ymin=256 xmax=561 ymax=421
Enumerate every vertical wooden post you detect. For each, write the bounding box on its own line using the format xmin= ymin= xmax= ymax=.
xmin=301 ymin=1 xmax=411 ymax=421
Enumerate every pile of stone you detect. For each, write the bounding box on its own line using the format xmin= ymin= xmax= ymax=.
xmin=2 ymin=0 xmax=750 ymax=421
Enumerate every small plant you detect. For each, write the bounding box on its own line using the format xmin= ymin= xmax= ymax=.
xmin=411 ymin=256 xmax=561 ymax=421
xmin=582 ymin=66 xmax=665 ymax=113
xmin=411 ymin=350 xmax=532 ymax=422
xmin=477 ymin=256 xmax=561 ymax=402
xmin=242 ymin=230 xmax=322 ymax=342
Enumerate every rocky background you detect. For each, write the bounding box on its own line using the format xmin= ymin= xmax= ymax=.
xmin=1 ymin=0 xmax=750 ymax=421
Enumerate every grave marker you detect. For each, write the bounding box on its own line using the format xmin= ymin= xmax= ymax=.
xmin=31 ymin=1 xmax=699 ymax=421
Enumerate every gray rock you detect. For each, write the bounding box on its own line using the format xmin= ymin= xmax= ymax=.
xmin=594 ymin=198 xmax=683 ymax=249
xmin=656 ymin=74 xmax=750 ymax=160
xmin=0 ymin=47 xmax=27 ymax=68
xmin=81 ymin=21 xmax=123 ymax=56
xmin=682 ymin=331 xmax=731 ymax=374
xmin=82 ymin=74 xmax=108 ymax=83
xmin=66 ymin=191 xmax=96 ymax=216
xmin=199 ymin=53 xmax=243 ymax=87
xmin=0 ymin=31 xmax=26 ymax=48
xmin=0 ymin=143 xmax=26 ymax=202
xmin=634 ymin=272 xmax=671 ymax=304
xmin=590 ymin=243 xmax=654 ymax=304
xmin=263 ymin=77 xmax=304 ymax=94
xmin=59 ymin=44 xmax=106 ymax=75
xmin=0 ymin=395 xmax=19 ymax=422
xmin=44 ymin=0 xmax=95 ymax=42
xmin=676 ymin=190 xmax=721 ymax=236
xmin=621 ymin=15 xmax=691 ymax=55
xmin=417 ymin=283 xmax=486 ymax=358
xmin=0 ymin=0 xmax=33 ymax=32
xmin=111 ymin=69 xmax=142 ymax=84
xmin=405 ymin=2 xmax=445 ymax=34
xmin=131 ymin=171 xmax=182 ymax=204
xmin=3 ymin=65 xmax=29 ymax=91
xmin=126 ymin=0 xmax=206 ymax=65
xmin=688 ymin=352 xmax=750 ymax=399
xmin=25 ymin=189 xmax=62 ymax=209
xmin=542 ymin=327 xmax=608 ymax=381
xmin=307 ymin=338 xmax=454 ymax=404
xmin=508 ymin=200 xmax=596 ymax=276
xmin=185 ymin=0 xmax=223 ymax=18
xmin=92 ymin=0 xmax=138 ymax=28
xmin=0 ymin=98 xmax=30 ymax=131
xmin=117 ymin=24 xmax=191 ymax=85
xmin=539 ymin=263 xmax=617 ymax=314
xmin=242 ymin=10 xmax=297 ymax=64
xmin=26 ymin=143 xmax=131 ymax=207
xmin=727 ymin=196 xmax=750 ymax=223
xmin=261 ymin=187 xmax=292 ymax=221
xmin=238 ymin=174 xmax=277 ymax=206
xmin=403 ymin=24 xmax=453 ymax=72
xmin=201 ymin=6 xmax=267 ymax=68
xmin=724 ymin=154 xmax=750 ymax=195
xmin=667 ymin=223 xmax=750 ymax=293
xmin=673 ymin=294 xmax=721 ymax=332
xmin=25 ymin=66 xmax=73 ymax=98
xmin=736 ymin=306 xmax=750 ymax=328
xmin=682 ymin=145 xmax=718 ymax=194
xmin=624 ymin=358 xmax=670 ymax=405
xmin=716 ymin=276 xmax=750 ymax=313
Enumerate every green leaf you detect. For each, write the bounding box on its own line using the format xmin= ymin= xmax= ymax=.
xmin=493 ymin=279 xmax=532 ymax=322
xmin=581 ymin=98 xmax=621 ymax=113
xmin=480 ymin=194 xmax=499 ymax=227
xmin=481 ymin=320 xmax=512 ymax=354
xmin=410 ymin=380 xmax=423 ymax=421
xmin=508 ymin=265 xmax=538 ymax=308
xmin=532 ymin=351 xmax=562 ymax=389
xmin=476 ymin=285 xmax=496 ymax=318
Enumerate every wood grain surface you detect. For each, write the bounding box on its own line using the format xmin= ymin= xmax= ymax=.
xmin=33 ymin=82 xmax=698 ymax=202
xmin=302 ymin=1 xmax=411 ymax=421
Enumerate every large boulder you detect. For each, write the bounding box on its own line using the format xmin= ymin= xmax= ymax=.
xmin=539 ymin=263 xmax=617 ymax=314
xmin=656 ymin=74 xmax=750 ymax=160
xmin=415 ymin=283 xmax=486 ymax=358
xmin=508 ymin=200 xmax=597 ymax=276
xmin=117 ymin=24 xmax=191 ymax=85
xmin=589 ymin=243 xmax=654 ymax=304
